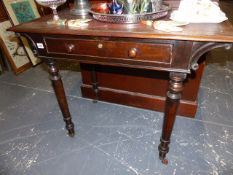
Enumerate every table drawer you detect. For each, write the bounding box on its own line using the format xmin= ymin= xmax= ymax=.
xmin=44 ymin=38 xmax=172 ymax=64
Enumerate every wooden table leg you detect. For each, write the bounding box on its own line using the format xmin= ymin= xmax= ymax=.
xmin=158 ymin=72 xmax=187 ymax=164
xmin=91 ymin=65 xmax=99 ymax=103
xmin=46 ymin=59 xmax=75 ymax=137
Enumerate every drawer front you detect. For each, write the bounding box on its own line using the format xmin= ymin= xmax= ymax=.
xmin=44 ymin=37 xmax=172 ymax=64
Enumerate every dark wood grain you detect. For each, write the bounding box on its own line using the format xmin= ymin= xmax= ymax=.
xmin=158 ymin=72 xmax=187 ymax=164
xmin=45 ymin=59 xmax=75 ymax=137
xmin=45 ymin=37 xmax=173 ymax=63
xmin=9 ymin=0 xmax=233 ymax=163
xmin=9 ymin=8 xmax=233 ymax=43
xmin=0 ymin=2 xmax=8 ymax=22
xmin=80 ymin=60 xmax=205 ymax=117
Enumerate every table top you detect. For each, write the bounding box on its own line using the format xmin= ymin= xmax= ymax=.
xmin=9 ymin=9 xmax=233 ymax=43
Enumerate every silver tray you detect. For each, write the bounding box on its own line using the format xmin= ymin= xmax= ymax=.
xmin=89 ymin=3 xmax=171 ymax=24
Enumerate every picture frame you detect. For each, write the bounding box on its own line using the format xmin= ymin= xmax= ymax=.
xmin=2 ymin=0 xmax=41 ymax=65
xmin=0 ymin=20 xmax=31 ymax=74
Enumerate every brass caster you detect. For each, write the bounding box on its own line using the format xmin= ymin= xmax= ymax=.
xmin=161 ymin=158 xmax=168 ymax=165
xmin=68 ymin=130 xmax=75 ymax=137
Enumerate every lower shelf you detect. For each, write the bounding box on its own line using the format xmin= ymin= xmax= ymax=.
xmin=81 ymin=85 xmax=197 ymax=118
xmin=80 ymin=59 xmax=205 ymax=118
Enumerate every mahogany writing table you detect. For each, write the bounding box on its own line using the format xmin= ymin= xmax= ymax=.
xmin=9 ymin=11 xmax=233 ymax=164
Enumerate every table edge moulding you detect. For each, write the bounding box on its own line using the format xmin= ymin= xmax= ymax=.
xmin=9 ymin=1 xmax=233 ymax=164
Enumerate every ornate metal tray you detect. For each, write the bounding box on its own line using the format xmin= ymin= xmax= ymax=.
xmin=89 ymin=3 xmax=171 ymax=24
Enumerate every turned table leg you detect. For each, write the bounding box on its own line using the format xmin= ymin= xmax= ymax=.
xmin=158 ymin=72 xmax=187 ymax=164
xmin=46 ymin=60 xmax=75 ymax=137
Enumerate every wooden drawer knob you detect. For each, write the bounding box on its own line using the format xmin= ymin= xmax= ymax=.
xmin=128 ymin=48 xmax=137 ymax=58
xmin=66 ymin=43 xmax=75 ymax=53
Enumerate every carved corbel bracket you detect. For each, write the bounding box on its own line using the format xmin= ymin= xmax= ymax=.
xmin=190 ymin=42 xmax=232 ymax=71
xmin=18 ymin=33 xmax=39 ymax=56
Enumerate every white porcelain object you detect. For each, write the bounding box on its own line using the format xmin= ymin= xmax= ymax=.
xmin=170 ymin=0 xmax=228 ymax=23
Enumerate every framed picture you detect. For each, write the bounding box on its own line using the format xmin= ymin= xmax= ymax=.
xmin=2 ymin=0 xmax=41 ymax=65
xmin=0 ymin=20 xmax=31 ymax=74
